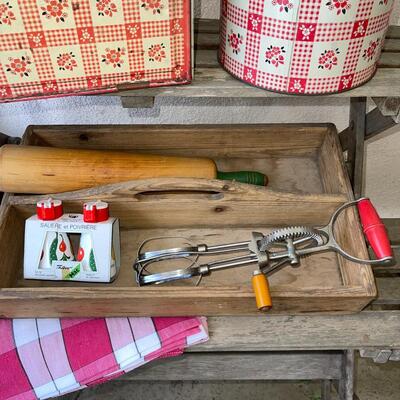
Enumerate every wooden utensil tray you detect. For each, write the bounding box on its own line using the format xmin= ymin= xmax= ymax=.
xmin=0 ymin=124 xmax=376 ymax=317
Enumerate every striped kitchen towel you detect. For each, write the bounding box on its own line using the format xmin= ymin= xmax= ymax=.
xmin=0 ymin=316 xmax=208 ymax=400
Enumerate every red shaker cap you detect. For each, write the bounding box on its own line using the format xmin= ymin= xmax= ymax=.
xmin=36 ymin=198 xmax=63 ymax=221
xmin=83 ymin=200 xmax=109 ymax=223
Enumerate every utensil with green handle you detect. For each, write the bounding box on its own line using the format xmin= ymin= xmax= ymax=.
xmin=217 ymin=171 xmax=268 ymax=186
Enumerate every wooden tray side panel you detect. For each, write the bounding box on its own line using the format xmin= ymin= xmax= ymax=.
xmin=335 ymin=208 xmax=376 ymax=297
xmin=0 ymin=197 xmax=25 ymax=288
xmin=23 ymin=124 xmax=329 ymax=157
xmin=318 ymin=125 xmax=351 ymax=195
xmin=0 ymin=287 xmax=374 ymax=318
xmin=317 ymin=125 xmax=376 ymax=300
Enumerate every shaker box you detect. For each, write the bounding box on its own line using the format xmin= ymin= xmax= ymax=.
xmin=24 ymin=210 xmax=120 ymax=283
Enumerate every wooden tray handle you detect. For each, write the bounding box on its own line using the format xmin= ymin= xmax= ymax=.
xmin=11 ymin=178 xmax=269 ymax=203
xmin=9 ymin=178 xmax=347 ymax=204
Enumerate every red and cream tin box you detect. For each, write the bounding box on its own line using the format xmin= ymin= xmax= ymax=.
xmin=219 ymin=0 xmax=394 ymax=94
xmin=0 ymin=0 xmax=192 ymax=101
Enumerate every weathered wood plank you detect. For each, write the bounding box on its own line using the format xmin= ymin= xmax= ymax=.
xmin=386 ymin=25 xmax=400 ymax=39
xmin=378 ymin=52 xmax=400 ymax=68
xmin=120 ymin=352 xmax=343 ymax=380
xmin=373 ymin=276 xmax=400 ymax=307
xmin=382 ymin=38 xmax=400 ymax=53
xmin=120 ymin=96 xmax=155 ymax=108
xmin=195 ymin=49 xmax=219 ymax=68
xmin=338 ymin=351 xmax=354 ymax=400
xmin=383 ymin=219 xmax=400 ymax=245
xmin=372 ymin=247 xmax=400 ymax=276
xmin=116 ymin=67 xmax=400 ymax=99
xmin=321 ymin=380 xmax=333 ymax=400
xmin=195 ymin=32 xmax=219 ymax=49
xmin=345 ymin=97 xmax=367 ymax=198
xmin=26 ymin=123 xmax=329 ymax=156
xmin=194 ymin=18 xmax=219 ymax=34
xmin=189 ymin=312 xmax=400 ymax=351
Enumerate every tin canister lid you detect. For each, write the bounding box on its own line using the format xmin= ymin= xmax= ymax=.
xmin=36 ymin=198 xmax=63 ymax=220
xmin=83 ymin=200 xmax=109 ymax=223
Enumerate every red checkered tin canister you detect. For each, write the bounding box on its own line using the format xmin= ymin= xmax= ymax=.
xmin=219 ymin=0 xmax=394 ymax=94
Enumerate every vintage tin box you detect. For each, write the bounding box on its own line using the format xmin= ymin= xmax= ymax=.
xmin=0 ymin=0 xmax=192 ymax=101
xmin=219 ymin=0 xmax=394 ymax=94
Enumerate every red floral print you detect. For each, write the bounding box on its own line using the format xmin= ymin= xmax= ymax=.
xmin=0 ymin=1 xmax=16 ymax=26
xmin=228 ymin=30 xmax=243 ymax=55
xmin=363 ymin=38 xmax=380 ymax=62
xmin=173 ymin=65 xmax=183 ymax=79
xmin=318 ymin=48 xmax=340 ymax=70
xmin=96 ymin=0 xmax=117 ymax=16
xmin=6 ymin=56 xmax=32 ymax=77
xmin=272 ymin=0 xmax=293 ymax=13
xmin=87 ymin=76 xmax=102 ymax=88
xmin=171 ymin=19 xmax=182 ymax=34
xmin=265 ymin=45 xmax=285 ymax=67
xmin=341 ymin=76 xmax=351 ymax=89
xmin=28 ymin=32 xmax=46 ymax=48
xmin=243 ymin=67 xmax=256 ymax=84
xmin=126 ymin=24 xmax=141 ymax=39
xmin=0 ymin=86 xmax=11 ymax=98
xmin=41 ymin=0 xmax=69 ymax=23
xmin=298 ymin=24 xmax=315 ymax=41
xmin=42 ymin=81 xmax=58 ymax=92
xmin=326 ymin=0 xmax=351 ymax=15
xmin=57 ymin=52 xmax=78 ymax=71
xmin=148 ymin=43 xmax=166 ymax=62
xmin=101 ymin=47 xmax=125 ymax=68
xmin=352 ymin=21 xmax=367 ymax=38
xmin=248 ymin=13 xmax=261 ymax=33
xmin=131 ymin=71 xmax=144 ymax=81
xmin=289 ymin=79 xmax=305 ymax=93
xmin=79 ymin=28 xmax=93 ymax=43
xmin=141 ymin=0 xmax=164 ymax=14
xmin=338 ymin=74 xmax=354 ymax=91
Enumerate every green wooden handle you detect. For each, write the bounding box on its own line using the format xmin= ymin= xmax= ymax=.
xmin=217 ymin=171 xmax=268 ymax=186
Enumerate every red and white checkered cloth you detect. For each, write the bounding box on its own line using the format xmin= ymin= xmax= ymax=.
xmin=0 ymin=316 xmax=208 ymax=400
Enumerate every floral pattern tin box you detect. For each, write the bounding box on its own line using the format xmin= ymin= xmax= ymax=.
xmin=220 ymin=0 xmax=394 ymax=94
xmin=0 ymin=0 xmax=191 ymax=101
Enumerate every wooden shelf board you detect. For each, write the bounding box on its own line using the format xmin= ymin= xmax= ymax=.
xmin=112 ymin=19 xmax=400 ymax=101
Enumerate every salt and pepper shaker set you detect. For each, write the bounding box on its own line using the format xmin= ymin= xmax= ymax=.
xmin=37 ymin=198 xmax=111 ymax=272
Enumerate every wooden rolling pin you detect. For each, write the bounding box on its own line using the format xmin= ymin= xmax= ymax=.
xmin=0 ymin=145 xmax=267 ymax=194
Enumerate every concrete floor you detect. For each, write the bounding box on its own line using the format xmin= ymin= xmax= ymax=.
xmin=59 ymin=355 xmax=400 ymax=400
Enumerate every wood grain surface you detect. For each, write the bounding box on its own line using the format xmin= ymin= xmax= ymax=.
xmin=0 ymin=124 xmax=376 ymax=317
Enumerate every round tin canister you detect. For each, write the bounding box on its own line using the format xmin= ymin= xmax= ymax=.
xmin=219 ymin=0 xmax=394 ymax=94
